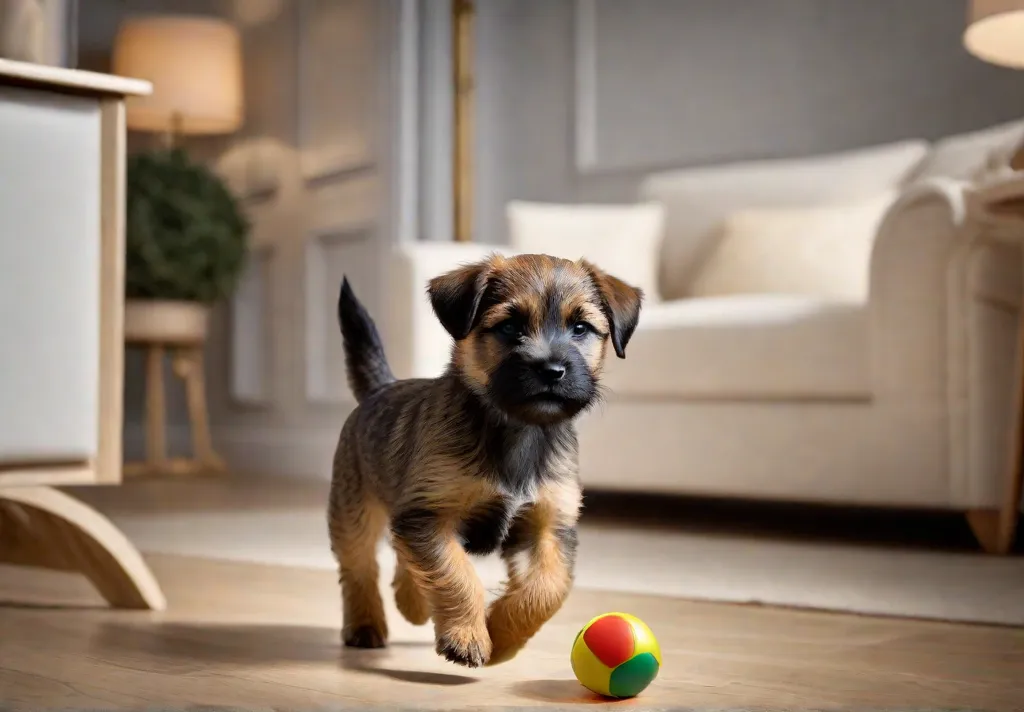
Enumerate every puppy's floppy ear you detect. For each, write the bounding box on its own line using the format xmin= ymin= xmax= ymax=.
xmin=583 ymin=260 xmax=644 ymax=359
xmin=427 ymin=257 xmax=496 ymax=340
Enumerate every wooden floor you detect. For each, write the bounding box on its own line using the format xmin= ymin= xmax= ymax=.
xmin=1 ymin=552 xmax=1022 ymax=710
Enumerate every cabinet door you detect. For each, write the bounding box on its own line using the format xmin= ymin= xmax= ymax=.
xmin=0 ymin=87 xmax=102 ymax=468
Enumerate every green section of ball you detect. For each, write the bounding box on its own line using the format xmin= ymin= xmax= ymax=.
xmin=608 ymin=652 xmax=659 ymax=698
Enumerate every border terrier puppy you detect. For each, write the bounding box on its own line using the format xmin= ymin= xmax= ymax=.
xmin=328 ymin=252 xmax=643 ymax=668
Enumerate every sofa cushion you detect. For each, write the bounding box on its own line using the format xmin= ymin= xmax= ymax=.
xmin=506 ymin=200 xmax=665 ymax=302
xmin=687 ymin=190 xmax=896 ymax=302
xmin=601 ymin=295 xmax=870 ymax=399
xmin=639 ymin=139 xmax=929 ymax=300
xmin=911 ymin=119 xmax=1024 ymax=183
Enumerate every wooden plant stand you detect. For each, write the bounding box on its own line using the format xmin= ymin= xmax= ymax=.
xmin=123 ymin=300 xmax=227 ymax=478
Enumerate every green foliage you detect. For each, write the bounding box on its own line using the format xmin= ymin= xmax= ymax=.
xmin=125 ymin=148 xmax=250 ymax=304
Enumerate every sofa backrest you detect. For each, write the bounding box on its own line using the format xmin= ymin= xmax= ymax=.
xmin=638 ymin=140 xmax=928 ymax=300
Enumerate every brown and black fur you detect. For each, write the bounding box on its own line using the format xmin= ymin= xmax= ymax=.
xmin=328 ymin=253 xmax=643 ymax=668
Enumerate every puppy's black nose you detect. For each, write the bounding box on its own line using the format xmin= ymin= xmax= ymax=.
xmin=536 ymin=361 xmax=566 ymax=384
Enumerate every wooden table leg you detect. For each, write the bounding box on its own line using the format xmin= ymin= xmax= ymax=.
xmin=998 ymin=309 xmax=1024 ymax=551
xmin=967 ymin=297 xmax=1024 ymax=555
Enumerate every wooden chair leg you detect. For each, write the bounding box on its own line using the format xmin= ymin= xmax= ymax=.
xmin=0 ymin=486 xmax=166 ymax=610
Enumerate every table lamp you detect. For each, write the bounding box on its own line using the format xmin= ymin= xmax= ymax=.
xmin=111 ymin=15 xmax=243 ymax=146
xmin=965 ymin=0 xmax=1024 ymax=170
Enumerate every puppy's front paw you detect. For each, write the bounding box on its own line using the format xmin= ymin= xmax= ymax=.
xmin=435 ymin=622 xmax=491 ymax=668
xmin=343 ymin=623 xmax=387 ymax=649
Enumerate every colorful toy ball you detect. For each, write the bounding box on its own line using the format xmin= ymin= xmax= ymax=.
xmin=570 ymin=612 xmax=661 ymax=698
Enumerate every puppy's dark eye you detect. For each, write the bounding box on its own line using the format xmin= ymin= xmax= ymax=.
xmin=571 ymin=322 xmax=592 ymax=337
xmin=496 ymin=320 xmax=522 ymax=338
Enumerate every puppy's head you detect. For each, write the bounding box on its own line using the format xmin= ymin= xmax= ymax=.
xmin=428 ymin=253 xmax=643 ymax=426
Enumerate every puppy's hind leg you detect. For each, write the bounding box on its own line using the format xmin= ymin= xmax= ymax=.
xmin=329 ymin=476 xmax=389 ymax=648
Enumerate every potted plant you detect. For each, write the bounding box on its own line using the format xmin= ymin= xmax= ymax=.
xmin=123 ymin=147 xmax=249 ymax=343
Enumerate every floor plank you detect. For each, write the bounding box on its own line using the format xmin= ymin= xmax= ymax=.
xmin=1 ymin=553 xmax=1022 ymax=710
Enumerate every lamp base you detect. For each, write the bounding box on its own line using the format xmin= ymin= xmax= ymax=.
xmin=159 ymin=111 xmax=183 ymax=150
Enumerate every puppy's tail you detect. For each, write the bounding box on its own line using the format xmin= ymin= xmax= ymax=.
xmin=338 ymin=277 xmax=395 ymax=402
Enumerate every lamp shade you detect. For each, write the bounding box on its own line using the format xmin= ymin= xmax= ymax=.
xmin=112 ymin=15 xmax=243 ymax=135
xmin=965 ymin=0 xmax=1024 ymax=68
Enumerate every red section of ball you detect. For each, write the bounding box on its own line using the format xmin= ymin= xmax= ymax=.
xmin=582 ymin=614 xmax=635 ymax=668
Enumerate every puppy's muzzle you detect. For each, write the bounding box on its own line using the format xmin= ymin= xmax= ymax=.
xmin=489 ymin=349 xmax=596 ymax=425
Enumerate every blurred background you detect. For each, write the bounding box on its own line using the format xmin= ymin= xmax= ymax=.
xmin=29 ymin=0 xmax=1014 ymax=479
xmin=1 ymin=1 xmax=1023 ymax=708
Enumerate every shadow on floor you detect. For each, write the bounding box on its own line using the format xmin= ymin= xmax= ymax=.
xmin=90 ymin=620 xmax=477 ymax=685
xmin=339 ymin=646 xmax=478 ymax=686
xmin=510 ymin=679 xmax=618 ymax=705
xmin=91 ymin=621 xmax=343 ymax=665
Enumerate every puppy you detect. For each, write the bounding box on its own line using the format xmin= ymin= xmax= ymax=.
xmin=328 ymin=252 xmax=643 ymax=668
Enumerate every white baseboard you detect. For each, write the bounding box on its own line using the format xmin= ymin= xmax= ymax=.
xmin=122 ymin=421 xmax=340 ymax=480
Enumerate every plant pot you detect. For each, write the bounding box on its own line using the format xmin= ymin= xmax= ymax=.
xmin=124 ymin=299 xmax=209 ymax=345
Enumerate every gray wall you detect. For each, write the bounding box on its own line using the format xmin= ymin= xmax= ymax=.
xmin=474 ymin=0 xmax=1024 ymax=244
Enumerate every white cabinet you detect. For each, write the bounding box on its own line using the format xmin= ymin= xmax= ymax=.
xmin=0 ymin=59 xmax=164 ymax=610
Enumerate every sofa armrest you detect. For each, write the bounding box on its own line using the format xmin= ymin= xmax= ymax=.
xmin=868 ymin=178 xmax=969 ymax=401
xmin=383 ymin=241 xmax=506 ymax=379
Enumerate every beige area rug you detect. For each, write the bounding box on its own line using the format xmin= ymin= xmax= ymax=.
xmin=102 ymin=505 xmax=1024 ymax=627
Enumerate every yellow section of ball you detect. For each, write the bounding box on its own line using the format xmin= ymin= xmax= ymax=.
xmin=570 ymin=628 xmax=613 ymax=697
xmin=616 ymin=612 xmax=662 ymax=666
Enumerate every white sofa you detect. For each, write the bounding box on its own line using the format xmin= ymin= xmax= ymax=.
xmin=382 ymin=119 xmax=1024 ymax=549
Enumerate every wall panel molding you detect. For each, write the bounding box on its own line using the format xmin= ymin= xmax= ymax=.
xmin=418 ymin=0 xmax=455 ymax=242
xmin=296 ymin=0 xmax=376 ymax=184
xmin=304 ymin=227 xmax=375 ymax=404
xmin=307 ymin=173 xmax=379 ymax=237
xmin=229 ymin=246 xmax=275 ymax=408
xmin=389 ymin=0 xmax=421 ymax=244
xmin=573 ymin=0 xmax=599 ymax=173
